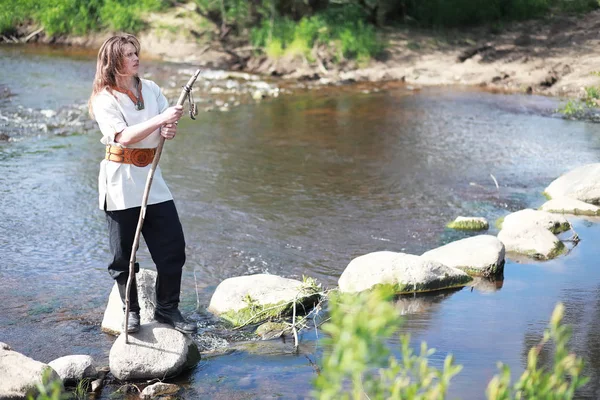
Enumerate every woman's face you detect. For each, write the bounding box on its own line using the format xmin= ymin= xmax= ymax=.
xmin=121 ymin=43 xmax=139 ymax=77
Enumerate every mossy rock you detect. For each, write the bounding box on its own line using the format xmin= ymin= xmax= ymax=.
xmin=339 ymin=252 xmax=472 ymax=294
xmin=256 ymin=322 xmax=291 ymax=340
xmin=446 ymin=217 xmax=489 ymax=231
xmin=495 ymin=216 xmax=505 ymax=230
xmin=220 ymin=293 xmax=321 ymax=328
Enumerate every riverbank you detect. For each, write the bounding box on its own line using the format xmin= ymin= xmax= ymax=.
xmin=4 ymin=4 xmax=600 ymax=100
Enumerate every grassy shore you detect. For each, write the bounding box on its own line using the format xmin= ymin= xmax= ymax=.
xmin=2 ymin=1 xmax=600 ymax=103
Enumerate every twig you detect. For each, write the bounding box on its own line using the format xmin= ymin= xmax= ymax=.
xmin=124 ymin=70 xmax=202 ymax=344
xmin=193 ymin=269 xmax=201 ymax=310
xmin=232 ymin=302 xmax=295 ymax=330
xmin=490 ymin=173 xmax=499 ymax=191
xmin=232 ymin=289 xmax=329 ymax=330
xmin=292 ymin=295 xmax=299 ymax=352
xmin=312 ymin=46 xmax=329 ymax=75
xmin=23 ymin=27 xmax=44 ymax=43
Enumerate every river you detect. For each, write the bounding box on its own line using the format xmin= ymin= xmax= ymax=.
xmin=1 ymin=44 xmax=600 ymax=399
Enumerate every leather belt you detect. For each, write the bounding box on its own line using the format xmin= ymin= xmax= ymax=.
xmin=105 ymin=145 xmax=156 ymax=167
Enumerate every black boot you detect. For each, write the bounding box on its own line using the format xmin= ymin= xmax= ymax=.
xmin=125 ymin=311 xmax=140 ymax=333
xmin=154 ymin=272 xmax=196 ymax=334
xmin=155 ymin=308 xmax=197 ymax=334
xmin=117 ymin=276 xmax=140 ymax=333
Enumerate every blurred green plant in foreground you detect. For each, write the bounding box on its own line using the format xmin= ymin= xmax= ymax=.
xmin=314 ymin=287 xmax=588 ymax=400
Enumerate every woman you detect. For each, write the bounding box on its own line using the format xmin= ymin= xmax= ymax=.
xmin=89 ymin=34 xmax=196 ymax=334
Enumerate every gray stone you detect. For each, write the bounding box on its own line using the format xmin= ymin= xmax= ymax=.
xmin=109 ymin=322 xmax=200 ymax=381
xmin=498 ymin=224 xmax=564 ymax=260
xmin=256 ymin=322 xmax=291 ymax=340
xmin=338 ymin=251 xmax=472 ymax=294
xmin=497 ymin=209 xmax=570 ymax=259
xmin=422 ymin=235 xmax=505 ymax=277
xmin=140 ymin=382 xmax=180 ymax=398
xmin=545 ymin=163 xmax=600 ymax=204
xmin=208 ymin=274 xmax=320 ymax=327
xmin=540 ymin=197 xmax=600 ymax=216
xmin=500 ymin=209 xmax=571 ymax=234
xmin=48 ymin=355 xmax=97 ymax=383
xmin=0 ymin=345 xmax=61 ymax=399
xmin=101 ymin=269 xmax=157 ymax=336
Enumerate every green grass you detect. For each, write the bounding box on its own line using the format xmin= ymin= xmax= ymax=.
xmin=0 ymin=0 xmax=164 ymax=36
xmin=250 ymin=6 xmax=384 ymax=63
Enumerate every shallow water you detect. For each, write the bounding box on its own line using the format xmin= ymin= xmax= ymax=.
xmin=1 ymin=44 xmax=600 ymax=398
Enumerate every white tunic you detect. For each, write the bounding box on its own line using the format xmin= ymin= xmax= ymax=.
xmin=92 ymin=78 xmax=173 ymax=211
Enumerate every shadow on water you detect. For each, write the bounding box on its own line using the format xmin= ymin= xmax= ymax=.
xmin=3 ymin=45 xmax=600 ymax=398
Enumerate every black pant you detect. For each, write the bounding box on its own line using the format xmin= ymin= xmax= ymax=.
xmin=105 ymin=200 xmax=186 ymax=312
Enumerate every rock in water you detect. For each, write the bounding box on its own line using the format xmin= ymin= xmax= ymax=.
xmin=109 ymin=322 xmax=200 ymax=381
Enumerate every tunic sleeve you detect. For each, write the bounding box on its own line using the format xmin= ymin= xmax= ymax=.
xmin=148 ymin=80 xmax=169 ymax=113
xmin=92 ymin=92 xmax=128 ymax=144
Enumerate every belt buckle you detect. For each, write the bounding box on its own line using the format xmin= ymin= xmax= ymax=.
xmin=130 ymin=148 xmax=154 ymax=167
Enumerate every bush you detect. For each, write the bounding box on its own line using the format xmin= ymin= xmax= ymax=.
xmin=250 ymin=5 xmax=384 ymax=62
xmin=314 ymin=288 xmax=588 ymax=399
xmin=0 ymin=0 xmax=165 ymax=36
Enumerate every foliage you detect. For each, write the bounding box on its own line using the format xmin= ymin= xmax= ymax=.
xmin=558 ymin=72 xmax=600 ymax=118
xmin=486 ymin=303 xmax=588 ymax=399
xmin=0 ymin=0 xmax=164 ymax=36
xmin=250 ymin=5 xmax=383 ymax=62
xmin=559 ymin=100 xmax=585 ymax=117
xmin=27 ymin=369 xmax=68 ymax=400
xmin=313 ymin=288 xmax=462 ymax=399
xmin=313 ymin=288 xmax=587 ymax=399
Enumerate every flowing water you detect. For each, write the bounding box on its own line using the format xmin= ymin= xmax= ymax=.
xmin=2 ymin=44 xmax=600 ymax=399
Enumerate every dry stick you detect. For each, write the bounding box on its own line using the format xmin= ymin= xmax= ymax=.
xmin=292 ymin=295 xmax=299 ymax=352
xmin=124 ymin=69 xmax=202 ymax=344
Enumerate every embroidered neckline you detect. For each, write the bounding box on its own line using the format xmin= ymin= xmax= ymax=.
xmin=112 ymin=78 xmax=144 ymax=110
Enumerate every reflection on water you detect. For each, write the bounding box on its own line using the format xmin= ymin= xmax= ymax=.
xmin=2 ymin=45 xmax=600 ymax=398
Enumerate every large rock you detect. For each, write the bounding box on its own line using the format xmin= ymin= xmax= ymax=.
xmin=422 ymin=235 xmax=505 ymax=277
xmin=0 ymin=342 xmax=62 ymax=399
xmin=48 ymin=355 xmax=97 ymax=384
xmin=102 ymin=269 xmax=157 ymax=336
xmin=338 ymin=251 xmax=472 ymax=294
xmin=540 ymin=197 xmax=600 ymax=216
xmin=545 ymin=163 xmax=600 ymax=204
xmin=497 ymin=209 xmax=569 ymax=260
xmin=500 ymin=209 xmax=571 ymax=234
xmin=208 ymin=274 xmax=321 ymax=327
xmin=109 ymin=322 xmax=200 ymax=381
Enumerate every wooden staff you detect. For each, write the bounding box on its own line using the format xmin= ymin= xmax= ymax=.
xmin=124 ymin=69 xmax=202 ymax=344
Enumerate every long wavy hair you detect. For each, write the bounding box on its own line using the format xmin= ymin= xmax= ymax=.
xmin=88 ymin=34 xmax=140 ymax=118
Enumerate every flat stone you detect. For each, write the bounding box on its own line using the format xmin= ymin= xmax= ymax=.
xmin=208 ymin=274 xmax=320 ymax=327
xmin=545 ymin=163 xmax=600 ymax=204
xmin=422 ymin=235 xmax=504 ymax=277
xmin=48 ymin=355 xmax=97 ymax=383
xmin=498 ymin=224 xmax=565 ymax=260
xmin=0 ymin=345 xmax=61 ymax=399
xmin=500 ymin=209 xmax=571 ymax=234
xmin=338 ymin=251 xmax=472 ymax=294
xmin=109 ymin=322 xmax=200 ymax=381
xmin=540 ymin=197 xmax=600 ymax=216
